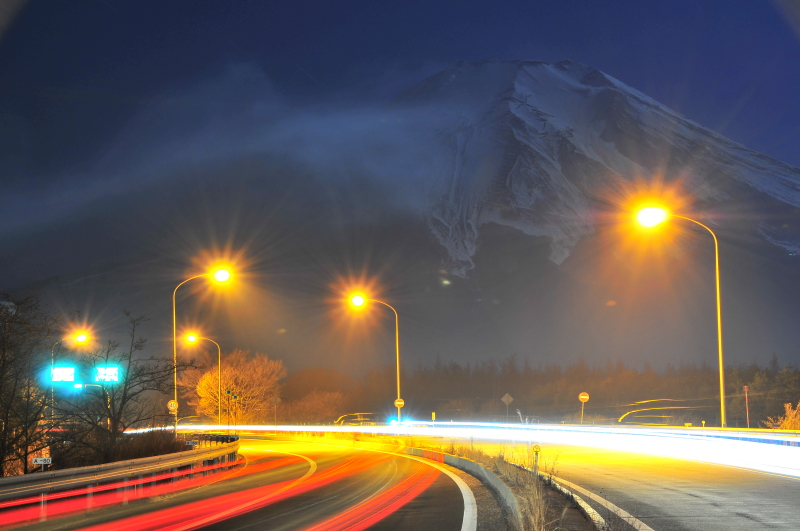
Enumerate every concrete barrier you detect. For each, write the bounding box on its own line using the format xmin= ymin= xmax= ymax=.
xmin=404 ymin=448 xmax=522 ymax=531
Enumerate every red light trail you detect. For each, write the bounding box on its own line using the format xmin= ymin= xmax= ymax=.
xmin=0 ymin=454 xmax=304 ymax=528
xmin=301 ymin=464 xmax=439 ymax=531
xmin=64 ymin=451 xmax=441 ymax=531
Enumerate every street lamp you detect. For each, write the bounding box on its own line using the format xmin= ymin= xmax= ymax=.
xmin=349 ymin=293 xmax=404 ymax=422
xmin=52 ymin=330 xmax=91 ymax=372
xmin=185 ymin=334 xmax=223 ymax=425
xmin=51 ymin=330 xmax=91 ymax=419
xmin=635 ymin=206 xmax=727 ymax=427
xmin=172 ymin=268 xmax=231 ymax=431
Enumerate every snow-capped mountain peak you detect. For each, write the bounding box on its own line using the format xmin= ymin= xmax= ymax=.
xmin=395 ymin=60 xmax=800 ymax=275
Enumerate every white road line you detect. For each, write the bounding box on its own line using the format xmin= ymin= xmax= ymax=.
xmin=400 ymin=453 xmax=478 ymax=531
xmin=288 ymin=440 xmax=478 ymax=531
xmin=552 ymin=475 xmax=654 ymax=531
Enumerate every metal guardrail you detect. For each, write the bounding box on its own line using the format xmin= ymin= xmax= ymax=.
xmin=0 ymin=440 xmax=240 ymax=503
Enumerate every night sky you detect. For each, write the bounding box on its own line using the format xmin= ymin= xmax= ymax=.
xmin=2 ymin=1 xmax=800 ymax=372
xmin=3 ymin=1 xmax=799 ymax=187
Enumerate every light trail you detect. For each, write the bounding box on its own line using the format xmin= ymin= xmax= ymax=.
xmin=75 ymin=452 xmax=404 ymax=531
xmin=3 ymin=440 xmax=451 ymax=530
xmin=17 ymin=425 xmax=788 ymax=528
xmin=0 ymin=455 xmax=254 ymax=511
xmin=301 ymin=465 xmax=439 ymax=531
xmin=0 ymin=454 xmax=268 ymax=527
xmin=170 ymin=422 xmax=800 ymax=478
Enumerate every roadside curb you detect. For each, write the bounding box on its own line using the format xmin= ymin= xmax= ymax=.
xmin=510 ymin=463 xmax=608 ymax=531
xmin=407 ymin=448 xmax=608 ymax=531
xmin=545 ymin=477 xmax=608 ymax=531
xmin=405 ymin=448 xmax=522 ymax=531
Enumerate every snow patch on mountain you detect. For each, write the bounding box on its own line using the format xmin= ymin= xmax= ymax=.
xmin=398 ymin=60 xmax=800 ymax=275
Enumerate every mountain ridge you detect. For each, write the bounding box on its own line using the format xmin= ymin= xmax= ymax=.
xmin=393 ymin=60 xmax=800 ymax=275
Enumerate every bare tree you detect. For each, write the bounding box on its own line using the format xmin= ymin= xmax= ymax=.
xmin=0 ymin=292 xmax=59 ymax=476
xmin=190 ymin=350 xmax=286 ymax=425
xmin=58 ymin=311 xmax=193 ymax=463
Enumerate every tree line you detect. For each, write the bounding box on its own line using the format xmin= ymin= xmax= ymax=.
xmin=276 ymin=355 xmax=800 ymax=428
xmin=182 ymin=353 xmax=800 ymax=428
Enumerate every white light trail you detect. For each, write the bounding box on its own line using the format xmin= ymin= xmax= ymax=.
xmin=141 ymin=422 xmax=800 ymax=479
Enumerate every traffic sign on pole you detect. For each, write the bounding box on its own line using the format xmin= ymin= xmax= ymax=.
xmin=33 ymin=458 xmax=52 ymax=465
xmin=167 ymin=400 xmax=178 ymax=412
xmin=579 ymin=392 xmax=589 ymax=424
xmin=501 ymin=393 xmax=513 ymax=422
xmin=394 ymin=398 xmax=405 ymax=408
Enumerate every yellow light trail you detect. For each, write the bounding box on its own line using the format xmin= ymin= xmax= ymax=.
xmin=145 ymin=422 xmax=800 ymax=479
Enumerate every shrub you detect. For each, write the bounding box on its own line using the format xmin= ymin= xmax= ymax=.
xmin=765 ymin=401 xmax=800 ymax=430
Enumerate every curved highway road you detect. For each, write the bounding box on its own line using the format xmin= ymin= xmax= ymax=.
xmin=21 ymin=438 xmax=471 ymax=531
xmin=495 ymin=442 xmax=800 ymax=531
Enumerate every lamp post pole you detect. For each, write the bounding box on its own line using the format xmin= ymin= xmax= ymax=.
xmin=50 ymin=339 xmax=63 ymax=421
xmin=371 ymin=300 xmax=402 ymax=423
xmin=172 ymin=268 xmax=231 ymax=433
xmin=49 ymin=332 xmax=89 ymax=421
xmin=674 ymin=215 xmax=727 ymax=428
xmin=349 ymin=295 xmax=404 ymax=422
xmin=173 ymin=274 xmax=208 ymax=433
xmin=637 ymin=207 xmax=727 ymax=428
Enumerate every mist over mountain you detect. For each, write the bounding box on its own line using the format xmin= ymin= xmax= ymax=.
xmin=3 ymin=60 xmax=800 ymax=373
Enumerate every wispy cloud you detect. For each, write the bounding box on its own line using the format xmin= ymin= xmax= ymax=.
xmin=1 ymin=62 xmax=445 ymax=237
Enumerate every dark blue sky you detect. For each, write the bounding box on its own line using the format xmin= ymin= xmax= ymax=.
xmin=3 ymin=1 xmax=800 ymax=372
xmin=1 ymin=0 xmax=799 ymax=190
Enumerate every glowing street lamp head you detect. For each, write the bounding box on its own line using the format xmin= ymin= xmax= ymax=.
xmin=350 ymin=295 xmax=366 ymax=308
xmin=185 ymin=334 xmax=198 ymax=343
xmin=212 ymin=269 xmax=231 ymax=282
xmin=636 ymin=207 xmax=669 ymax=228
xmin=67 ymin=330 xmax=92 ymax=347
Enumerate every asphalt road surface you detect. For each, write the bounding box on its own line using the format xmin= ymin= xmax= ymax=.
xmin=16 ymin=439 xmax=469 ymax=531
xmin=489 ymin=441 xmax=800 ymax=531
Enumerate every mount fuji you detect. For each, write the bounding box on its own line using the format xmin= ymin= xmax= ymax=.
xmin=394 ymin=60 xmax=800 ymax=276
